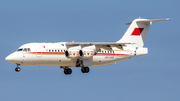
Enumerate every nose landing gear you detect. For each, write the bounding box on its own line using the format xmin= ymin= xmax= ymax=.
xmin=15 ymin=64 xmax=21 ymax=72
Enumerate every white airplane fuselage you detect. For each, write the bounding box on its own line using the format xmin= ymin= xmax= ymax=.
xmin=5 ymin=18 xmax=171 ymax=74
xmin=6 ymin=42 xmax=135 ymax=67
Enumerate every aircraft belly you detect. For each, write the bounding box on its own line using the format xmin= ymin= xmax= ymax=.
xmin=91 ymin=55 xmax=133 ymax=67
xmin=22 ymin=53 xmax=134 ymax=67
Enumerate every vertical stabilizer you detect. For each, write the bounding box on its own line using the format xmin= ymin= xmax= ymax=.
xmin=117 ymin=18 xmax=171 ymax=48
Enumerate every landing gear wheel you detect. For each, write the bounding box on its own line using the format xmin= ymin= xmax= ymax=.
xmin=81 ymin=67 xmax=90 ymax=73
xmin=81 ymin=68 xmax=86 ymax=73
xmin=15 ymin=67 xmax=21 ymax=72
xmin=85 ymin=67 xmax=90 ymax=73
xmin=67 ymin=68 xmax=72 ymax=74
xmin=64 ymin=68 xmax=72 ymax=75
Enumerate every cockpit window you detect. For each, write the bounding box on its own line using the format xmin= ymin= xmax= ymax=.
xmin=23 ymin=48 xmax=27 ymax=52
xmin=27 ymin=48 xmax=31 ymax=52
xmin=17 ymin=48 xmax=31 ymax=52
xmin=16 ymin=48 xmax=23 ymax=52
xmin=23 ymin=48 xmax=31 ymax=52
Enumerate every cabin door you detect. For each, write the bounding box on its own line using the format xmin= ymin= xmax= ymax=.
xmin=34 ymin=45 xmax=42 ymax=57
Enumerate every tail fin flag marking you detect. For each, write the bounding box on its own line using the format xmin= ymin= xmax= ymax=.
xmin=131 ymin=28 xmax=144 ymax=36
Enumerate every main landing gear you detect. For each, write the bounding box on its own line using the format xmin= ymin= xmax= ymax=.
xmin=61 ymin=66 xmax=90 ymax=75
xmin=75 ymin=59 xmax=90 ymax=74
xmin=81 ymin=67 xmax=90 ymax=73
xmin=64 ymin=68 xmax=72 ymax=75
xmin=15 ymin=64 xmax=21 ymax=72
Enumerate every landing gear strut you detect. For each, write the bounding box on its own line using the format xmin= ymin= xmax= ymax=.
xmin=81 ymin=67 xmax=90 ymax=73
xmin=15 ymin=64 xmax=21 ymax=72
xmin=64 ymin=68 xmax=72 ymax=75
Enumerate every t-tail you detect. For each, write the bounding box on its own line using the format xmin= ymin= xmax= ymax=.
xmin=117 ymin=18 xmax=171 ymax=57
xmin=117 ymin=18 xmax=172 ymax=48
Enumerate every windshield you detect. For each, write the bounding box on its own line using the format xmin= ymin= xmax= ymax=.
xmin=23 ymin=48 xmax=31 ymax=52
xmin=16 ymin=48 xmax=31 ymax=52
xmin=16 ymin=48 xmax=23 ymax=52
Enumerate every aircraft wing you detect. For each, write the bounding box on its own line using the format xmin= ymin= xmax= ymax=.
xmin=66 ymin=42 xmax=132 ymax=46
xmin=65 ymin=42 xmax=133 ymax=50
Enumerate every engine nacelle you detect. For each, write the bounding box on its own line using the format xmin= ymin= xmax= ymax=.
xmin=65 ymin=50 xmax=80 ymax=59
xmin=79 ymin=50 xmax=96 ymax=59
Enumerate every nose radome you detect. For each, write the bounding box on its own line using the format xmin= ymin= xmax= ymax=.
xmin=5 ymin=55 xmax=14 ymax=62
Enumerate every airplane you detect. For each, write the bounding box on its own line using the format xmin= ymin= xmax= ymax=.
xmin=5 ymin=18 xmax=171 ymax=75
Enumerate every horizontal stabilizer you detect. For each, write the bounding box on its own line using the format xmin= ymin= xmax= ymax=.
xmin=126 ymin=18 xmax=172 ymax=25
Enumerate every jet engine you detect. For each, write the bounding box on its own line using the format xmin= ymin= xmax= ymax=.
xmin=65 ymin=50 xmax=80 ymax=59
xmin=79 ymin=50 xmax=96 ymax=59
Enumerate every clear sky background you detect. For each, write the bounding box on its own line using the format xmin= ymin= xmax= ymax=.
xmin=0 ymin=0 xmax=179 ymax=101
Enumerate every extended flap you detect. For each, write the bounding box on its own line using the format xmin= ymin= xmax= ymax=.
xmin=83 ymin=59 xmax=92 ymax=67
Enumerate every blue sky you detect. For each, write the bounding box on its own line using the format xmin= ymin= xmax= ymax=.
xmin=0 ymin=0 xmax=179 ymax=101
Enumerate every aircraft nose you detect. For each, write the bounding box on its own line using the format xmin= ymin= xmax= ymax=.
xmin=5 ymin=54 xmax=14 ymax=62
